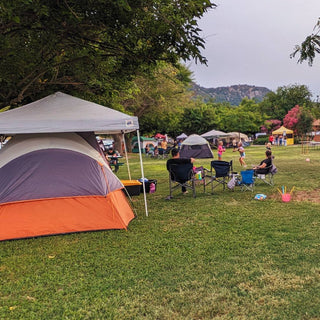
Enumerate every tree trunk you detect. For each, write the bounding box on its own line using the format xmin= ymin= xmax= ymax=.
xmin=112 ymin=134 xmax=123 ymax=156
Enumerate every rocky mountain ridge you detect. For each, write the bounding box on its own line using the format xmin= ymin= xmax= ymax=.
xmin=192 ymin=83 xmax=271 ymax=105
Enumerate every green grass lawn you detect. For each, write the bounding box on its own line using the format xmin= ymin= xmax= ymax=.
xmin=1 ymin=145 xmax=320 ymax=319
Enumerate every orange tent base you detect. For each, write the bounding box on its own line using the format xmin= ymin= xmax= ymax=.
xmin=0 ymin=189 xmax=135 ymax=241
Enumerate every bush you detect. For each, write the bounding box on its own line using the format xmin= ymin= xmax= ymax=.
xmin=254 ymin=136 xmax=269 ymax=145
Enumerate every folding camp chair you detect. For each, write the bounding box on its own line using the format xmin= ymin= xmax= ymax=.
xmin=203 ymin=160 xmax=233 ymax=194
xmin=238 ymin=169 xmax=255 ymax=192
xmin=158 ymin=148 xmax=170 ymax=159
xmin=167 ymin=162 xmax=196 ymax=199
xmin=254 ymin=164 xmax=277 ymax=186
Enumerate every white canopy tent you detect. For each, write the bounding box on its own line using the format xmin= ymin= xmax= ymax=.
xmin=201 ymin=129 xmax=228 ymax=139
xmin=176 ymin=133 xmax=188 ymax=140
xmin=0 ymin=92 xmax=139 ymax=134
xmin=227 ymin=132 xmax=249 ymax=141
xmin=0 ymin=92 xmax=149 ymax=216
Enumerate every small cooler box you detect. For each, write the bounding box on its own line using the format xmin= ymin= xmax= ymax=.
xmin=121 ymin=180 xmax=142 ymax=196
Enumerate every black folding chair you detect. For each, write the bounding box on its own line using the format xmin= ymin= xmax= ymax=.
xmin=158 ymin=148 xmax=170 ymax=159
xmin=254 ymin=164 xmax=277 ymax=186
xmin=167 ymin=162 xmax=196 ymax=199
xmin=204 ymin=160 xmax=233 ymax=194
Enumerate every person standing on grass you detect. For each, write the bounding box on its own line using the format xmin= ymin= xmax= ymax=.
xmin=235 ymin=141 xmax=246 ymax=167
xmin=232 ymin=139 xmax=238 ymax=151
xmin=266 ymin=142 xmax=272 ymax=151
xmin=217 ymin=140 xmax=225 ymax=160
xmin=269 ymin=135 xmax=274 ymax=145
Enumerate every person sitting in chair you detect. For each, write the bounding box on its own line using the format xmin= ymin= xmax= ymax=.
xmin=106 ymin=146 xmax=119 ymax=172
xmin=253 ymin=150 xmax=272 ymax=175
xmin=166 ymin=148 xmax=195 ymax=194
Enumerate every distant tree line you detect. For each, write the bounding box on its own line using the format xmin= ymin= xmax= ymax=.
xmin=1 ymin=1 xmax=319 ymax=139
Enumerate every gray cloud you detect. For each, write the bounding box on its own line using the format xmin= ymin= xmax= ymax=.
xmin=188 ymin=0 xmax=320 ymax=98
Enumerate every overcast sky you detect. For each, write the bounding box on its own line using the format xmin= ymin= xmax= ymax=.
xmin=187 ymin=0 xmax=320 ymax=99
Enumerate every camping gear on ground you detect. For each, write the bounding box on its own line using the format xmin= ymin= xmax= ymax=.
xmin=281 ymin=193 xmax=291 ymax=202
xmin=277 ymin=186 xmax=294 ymax=202
xmin=179 ymin=134 xmax=213 ymax=159
xmin=149 ymin=182 xmax=156 ymax=193
xmin=227 ymin=173 xmax=238 ymax=190
xmin=193 ymin=166 xmax=204 ymax=181
xmin=254 ymin=194 xmax=267 ymax=200
xmin=122 ymin=180 xmax=143 ymax=196
xmin=138 ymin=178 xmax=158 ymax=193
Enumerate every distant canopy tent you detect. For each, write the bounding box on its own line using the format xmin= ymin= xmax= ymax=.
xmin=201 ymin=129 xmax=229 ymax=147
xmin=272 ymin=126 xmax=294 ymax=145
xmin=0 ymin=92 xmax=147 ymax=241
xmin=227 ymin=132 xmax=249 ymax=143
xmin=176 ymin=133 xmax=188 ymax=140
xmin=179 ymin=134 xmax=213 ymax=159
xmin=227 ymin=132 xmax=249 ymax=140
xmin=201 ymin=129 xmax=228 ymax=139
xmin=154 ymin=133 xmax=166 ymax=140
xmin=131 ymin=136 xmax=157 ymax=153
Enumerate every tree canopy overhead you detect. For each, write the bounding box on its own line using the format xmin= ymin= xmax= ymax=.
xmin=291 ymin=18 xmax=320 ymax=66
xmin=259 ymin=84 xmax=313 ymax=121
xmin=0 ymin=0 xmax=216 ymax=108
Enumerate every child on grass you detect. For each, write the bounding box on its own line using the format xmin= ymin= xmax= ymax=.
xmin=236 ymin=142 xmax=246 ymax=167
xmin=217 ymin=140 xmax=225 ymax=160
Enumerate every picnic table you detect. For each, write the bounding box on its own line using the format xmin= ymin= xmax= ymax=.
xmin=108 ymin=156 xmax=124 ymax=173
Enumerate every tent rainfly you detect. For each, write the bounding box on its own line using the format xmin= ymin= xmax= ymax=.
xmin=179 ymin=134 xmax=213 ymax=159
xmin=0 ymin=92 xmax=147 ymax=241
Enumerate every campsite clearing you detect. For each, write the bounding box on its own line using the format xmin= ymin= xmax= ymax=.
xmin=1 ymin=145 xmax=320 ymax=319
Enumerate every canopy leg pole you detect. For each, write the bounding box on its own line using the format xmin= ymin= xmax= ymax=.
xmin=122 ymin=131 xmax=131 ymax=180
xmin=137 ymin=130 xmax=148 ymax=217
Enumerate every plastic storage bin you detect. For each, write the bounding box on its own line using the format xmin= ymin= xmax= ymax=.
xmin=121 ymin=180 xmax=142 ymax=196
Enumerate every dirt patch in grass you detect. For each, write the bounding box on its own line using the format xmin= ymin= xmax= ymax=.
xmin=270 ymin=188 xmax=320 ymax=203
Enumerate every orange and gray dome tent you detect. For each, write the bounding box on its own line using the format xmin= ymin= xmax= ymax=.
xmin=0 ymin=92 xmax=143 ymax=241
